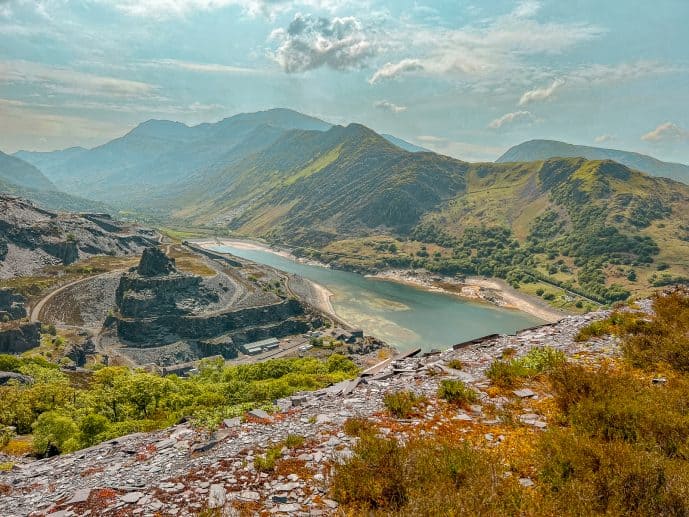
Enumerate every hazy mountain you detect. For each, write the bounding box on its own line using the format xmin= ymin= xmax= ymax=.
xmin=0 ymin=151 xmax=109 ymax=212
xmin=13 ymin=109 xmax=334 ymax=206
xmin=497 ymin=139 xmax=689 ymax=183
xmin=13 ymin=108 xmax=434 ymax=208
xmin=0 ymin=151 xmax=57 ymax=191
xmin=380 ymin=134 xmax=430 ymax=153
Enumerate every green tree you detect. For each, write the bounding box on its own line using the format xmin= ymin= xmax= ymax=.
xmin=32 ymin=411 xmax=78 ymax=456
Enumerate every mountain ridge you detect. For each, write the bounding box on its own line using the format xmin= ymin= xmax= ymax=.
xmin=497 ymin=139 xmax=689 ymax=183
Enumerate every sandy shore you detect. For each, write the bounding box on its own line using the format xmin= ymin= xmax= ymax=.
xmin=194 ymin=238 xmax=566 ymax=323
xmin=194 ymin=238 xmax=339 ymax=318
xmin=371 ymin=270 xmax=567 ymax=323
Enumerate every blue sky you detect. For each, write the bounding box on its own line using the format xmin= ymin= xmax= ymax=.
xmin=1 ymin=0 xmax=688 ymax=163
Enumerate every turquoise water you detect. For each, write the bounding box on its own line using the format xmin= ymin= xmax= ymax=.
xmin=213 ymin=244 xmax=543 ymax=352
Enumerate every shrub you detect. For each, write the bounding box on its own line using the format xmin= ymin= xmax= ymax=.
xmin=574 ymin=311 xmax=640 ymax=342
xmin=486 ymin=360 xmax=531 ymax=389
xmin=446 ymin=359 xmax=463 ymax=370
xmin=438 ymin=380 xmax=478 ymax=407
xmin=622 ymin=290 xmax=689 ymax=371
xmin=331 ymin=436 xmax=523 ymax=515
xmin=536 ymin=429 xmax=689 ymax=515
xmin=254 ymin=445 xmax=282 ymax=472
xmin=343 ymin=417 xmax=376 ymax=438
xmin=32 ymin=411 xmax=78 ymax=456
xmin=283 ymin=434 xmax=305 ymax=449
xmin=383 ymin=391 xmax=427 ymax=419
xmin=549 ymin=364 xmax=689 ymax=457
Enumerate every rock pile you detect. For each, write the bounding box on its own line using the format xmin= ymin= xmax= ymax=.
xmin=0 ymin=306 xmax=634 ymax=516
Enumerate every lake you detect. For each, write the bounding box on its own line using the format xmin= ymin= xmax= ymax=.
xmin=212 ymin=244 xmax=543 ymax=352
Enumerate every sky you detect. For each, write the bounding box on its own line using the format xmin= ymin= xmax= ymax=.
xmin=1 ymin=0 xmax=688 ymax=163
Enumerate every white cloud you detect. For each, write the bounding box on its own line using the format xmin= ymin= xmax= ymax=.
xmin=369 ymin=58 xmax=424 ymax=84
xmin=594 ymin=134 xmax=615 ymax=144
xmin=488 ymin=110 xmax=534 ymax=129
xmin=144 ymin=59 xmax=265 ymax=75
xmin=373 ymin=100 xmax=406 ymax=113
xmin=270 ymin=14 xmax=375 ymax=73
xmin=518 ymin=78 xmax=564 ymax=106
xmin=368 ymin=3 xmax=603 ymax=84
xmin=0 ymin=60 xmax=157 ymax=98
xmin=641 ymin=122 xmax=689 ymax=142
xmin=95 ymin=0 xmax=356 ymax=19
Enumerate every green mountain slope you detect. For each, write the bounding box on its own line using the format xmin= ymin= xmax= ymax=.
xmin=172 ymin=124 xmax=467 ymax=243
xmin=167 ymin=125 xmax=689 ymax=305
xmin=497 ymin=139 xmax=689 ymax=184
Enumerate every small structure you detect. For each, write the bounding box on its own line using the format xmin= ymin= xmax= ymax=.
xmin=244 ymin=337 xmax=280 ymax=355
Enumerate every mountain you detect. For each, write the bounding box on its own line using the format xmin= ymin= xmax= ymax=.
xmin=13 ymin=109 xmax=335 ymax=206
xmin=0 ymin=151 xmax=57 ymax=191
xmin=161 ymin=124 xmax=689 ymax=304
xmin=380 ymin=134 xmax=429 ymax=153
xmin=14 ymin=109 xmax=433 ymax=208
xmin=169 ymin=124 xmax=466 ymax=242
xmin=497 ymin=139 xmax=689 ymax=183
xmin=0 ymin=151 xmax=108 ymax=212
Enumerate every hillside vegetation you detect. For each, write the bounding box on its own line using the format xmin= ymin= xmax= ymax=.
xmin=331 ymin=291 xmax=689 ymax=516
xmin=170 ymin=122 xmax=689 ymax=305
xmin=498 ymin=139 xmax=689 ymax=183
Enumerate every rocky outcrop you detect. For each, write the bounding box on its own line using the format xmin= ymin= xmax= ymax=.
xmin=0 ymin=371 xmax=33 ymax=385
xmin=111 ymin=248 xmax=314 ymax=364
xmin=137 ymin=247 xmax=176 ymax=277
xmin=0 ymin=307 xmax=627 ymax=517
xmin=0 ymin=322 xmax=40 ymax=354
xmin=0 ymin=289 xmax=27 ymax=321
xmin=0 ymin=195 xmax=158 ymax=279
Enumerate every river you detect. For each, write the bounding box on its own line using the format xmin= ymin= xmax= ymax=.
xmin=212 ymin=243 xmax=544 ymax=352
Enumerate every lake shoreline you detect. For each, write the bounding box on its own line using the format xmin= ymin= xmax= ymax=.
xmin=369 ymin=270 xmax=567 ymax=323
xmin=194 ymin=238 xmax=340 ymax=319
xmin=193 ymin=237 xmax=566 ymax=324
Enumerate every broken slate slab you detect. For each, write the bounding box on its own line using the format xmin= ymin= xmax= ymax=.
xmin=222 ymin=417 xmax=242 ymax=428
xmin=247 ymin=409 xmax=271 ymax=420
xmin=65 ymin=488 xmax=91 ymax=505
xmin=513 ymin=388 xmax=536 ymax=398
xmin=121 ymin=492 xmax=144 ymax=504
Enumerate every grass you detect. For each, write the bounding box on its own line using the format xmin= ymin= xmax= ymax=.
xmin=383 ymin=391 xmax=428 ymax=419
xmin=437 ymin=380 xmax=478 ymax=407
xmin=343 ymin=417 xmax=377 ymax=438
xmin=486 ymin=347 xmax=566 ymax=389
xmin=254 ymin=434 xmax=306 ymax=472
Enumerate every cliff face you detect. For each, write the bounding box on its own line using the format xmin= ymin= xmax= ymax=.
xmin=0 ymin=195 xmax=158 ymax=278
xmin=111 ymin=248 xmax=312 ymax=364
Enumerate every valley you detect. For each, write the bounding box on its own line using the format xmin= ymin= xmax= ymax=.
xmin=2 ymin=108 xmax=689 ymax=517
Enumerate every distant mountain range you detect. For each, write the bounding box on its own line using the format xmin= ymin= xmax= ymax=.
xmin=0 ymin=151 xmax=107 ymax=212
xmin=13 ymin=108 xmax=426 ymax=208
xmin=4 ymin=108 xmax=689 ymax=303
xmin=498 ymin=139 xmax=689 ymax=183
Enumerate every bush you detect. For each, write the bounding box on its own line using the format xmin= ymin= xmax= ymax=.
xmin=446 ymin=359 xmax=463 ymax=370
xmin=343 ymin=417 xmax=376 ymax=438
xmin=383 ymin=391 xmax=427 ymax=419
xmin=622 ymin=290 xmax=689 ymax=371
xmin=549 ymin=364 xmax=689 ymax=457
xmin=438 ymin=380 xmax=478 ymax=407
xmin=32 ymin=411 xmax=78 ymax=456
xmin=254 ymin=445 xmax=282 ymax=472
xmin=331 ymin=436 xmax=523 ymax=515
xmin=283 ymin=434 xmax=305 ymax=449
xmin=487 ymin=347 xmax=566 ymax=389
xmin=536 ymin=429 xmax=689 ymax=515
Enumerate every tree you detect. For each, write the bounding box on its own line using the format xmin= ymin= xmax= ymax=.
xmin=32 ymin=411 xmax=78 ymax=456
xmin=79 ymin=413 xmax=110 ymax=447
